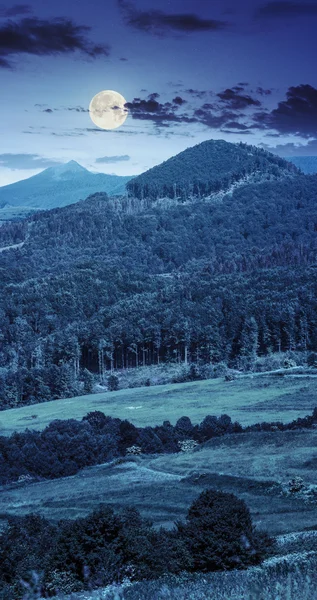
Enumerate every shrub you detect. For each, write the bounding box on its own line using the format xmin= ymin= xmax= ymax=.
xmin=82 ymin=410 xmax=109 ymax=430
xmin=82 ymin=368 xmax=94 ymax=394
xmin=177 ymin=489 xmax=273 ymax=571
xmin=137 ymin=427 xmax=164 ymax=453
xmin=283 ymin=358 xmax=296 ymax=369
xmin=225 ymin=372 xmax=236 ymax=381
xmin=212 ymin=362 xmax=228 ymax=377
xmin=119 ymin=420 xmax=139 ymax=451
xmin=171 ymin=366 xmax=191 ymax=383
xmin=175 ymin=416 xmax=194 ymax=439
xmin=307 ymin=351 xmax=317 ymax=367
xmin=108 ymin=374 xmax=119 ymax=391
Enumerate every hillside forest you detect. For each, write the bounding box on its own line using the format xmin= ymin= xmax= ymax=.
xmin=0 ymin=141 xmax=317 ymax=407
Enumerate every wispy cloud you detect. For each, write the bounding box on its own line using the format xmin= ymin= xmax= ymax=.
xmin=0 ymin=4 xmax=32 ymax=17
xmin=118 ymin=0 xmax=228 ymax=37
xmin=0 ymin=16 xmax=110 ymax=69
xmin=39 ymin=106 xmax=89 ymax=113
xmin=95 ymin=155 xmax=130 ymax=163
xmin=0 ymin=153 xmax=62 ymax=169
xmin=217 ymin=88 xmax=261 ymax=110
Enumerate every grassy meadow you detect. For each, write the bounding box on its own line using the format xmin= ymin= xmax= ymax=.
xmin=1 ymin=372 xmax=317 ymax=436
xmin=1 ymin=372 xmax=317 ymax=599
xmin=1 ymin=428 xmax=317 ymax=535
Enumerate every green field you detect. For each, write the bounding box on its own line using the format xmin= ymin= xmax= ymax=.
xmin=1 ymin=373 xmax=317 ymax=598
xmin=1 ymin=428 xmax=317 ymax=536
xmin=1 ymin=373 xmax=316 ymax=436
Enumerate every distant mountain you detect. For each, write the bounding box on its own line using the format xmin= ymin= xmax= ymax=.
xmin=0 ymin=160 xmax=132 ymax=212
xmin=126 ymin=139 xmax=299 ymax=199
xmin=286 ymin=156 xmax=317 ymax=174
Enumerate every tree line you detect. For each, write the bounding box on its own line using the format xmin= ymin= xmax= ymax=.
xmin=1 ymin=408 xmax=316 ymax=485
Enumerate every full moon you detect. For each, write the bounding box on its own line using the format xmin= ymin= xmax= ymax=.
xmin=89 ymin=90 xmax=128 ymax=130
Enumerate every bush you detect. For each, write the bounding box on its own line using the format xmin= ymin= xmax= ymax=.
xmin=177 ymin=489 xmax=273 ymax=572
xmin=307 ymin=351 xmax=317 ymax=367
xmin=212 ymin=362 xmax=229 ymax=378
xmin=82 ymin=368 xmax=94 ymax=394
xmin=175 ymin=416 xmax=194 ymax=439
xmin=108 ymin=374 xmax=119 ymax=391
xmin=137 ymin=427 xmax=164 ymax=453
xmin=0 ymin=493 xmax=274 ymax=598
xmin=283 ymin=358 xmax=296 ymax=369
xmin=225 ymin=372 xmax=236 ymax=381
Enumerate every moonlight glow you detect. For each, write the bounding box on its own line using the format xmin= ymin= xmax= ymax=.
xmin=89 ymin=90 xmax=128 ymax=130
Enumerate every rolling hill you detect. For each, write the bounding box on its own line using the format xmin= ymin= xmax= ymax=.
xmin=126 ymin=139 xmax=299 ymax=199
xmin=0 ymin=160 xmax=132 ymax=212
xmin=0 ymin=138 xmax=316 ymax=407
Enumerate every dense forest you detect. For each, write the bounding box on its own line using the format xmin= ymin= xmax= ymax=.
xmin=126 ymin=140 xmax=299 ymax=200
xmin=0 ymin=140 xmax=317 ymax=407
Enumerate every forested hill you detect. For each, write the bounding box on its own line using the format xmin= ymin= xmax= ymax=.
xmin=126 ymin=140 xmax=299 ymax=199
xmin=0 ymin=140 xmax=317 ymax=408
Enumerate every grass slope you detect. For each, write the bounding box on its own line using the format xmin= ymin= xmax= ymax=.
xmin=0 ymin=374 xmax=316 ymax=436
xmin=1 ymin=429 xmax=317 ymax=536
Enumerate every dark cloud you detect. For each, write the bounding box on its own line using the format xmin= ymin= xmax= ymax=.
xmin=0 ymin=16 xmax=110 ymax=69
xmin=221 ymin=129 xmax=253 ymax=135
xmin=119 ymin=56 xmax=128 ymax=61
xmin=95 ymin=155 xmax=130 ymax=164
xmin=193 ymin=106 xmax=243 ymax=129
xmin=185 ymin=88 xmax=208 ymax=98
xmin=167 ymin=80 xmax=183 ymax=88
xmin=67 ymin=106 xmax=89 ymax=113
xmin=256 ymin=1 xmax=317 ymax=18
xmin=256 ymin=86 xmax=273 ymax=96
xmin=118 ymin=0 xmax=228 ymax=36
xmin=0 ymin=4 xmax=32 ymax=17
xmin=224 ymin=121 xmax=250 ymax=130
xmin=217 ymin=88 xmax=261 ymax=110
xmin=124 ymin=90 xmax=254 ymax=132
xmin=252 ymin=84 xmax=317 ymax=137
xmin=0 ymin=153 xmax=62 ymax=169
xmin=40 ymin=105 xmax=89 ymax=113
xmin=124 ymin=93 xmax=197 ymax=127
xmin=173 ymin=96 xmax=186 ymax=105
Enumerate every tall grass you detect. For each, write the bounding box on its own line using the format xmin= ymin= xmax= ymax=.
xmin=22 ymin=554 xmax=316 ymax=600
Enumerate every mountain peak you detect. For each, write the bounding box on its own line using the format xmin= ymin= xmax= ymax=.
xmin=47 ymin=160 xmax=89 ymax=176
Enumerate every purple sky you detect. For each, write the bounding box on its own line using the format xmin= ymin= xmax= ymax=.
xmin=1 ymin=0 xmax=317 ymax=184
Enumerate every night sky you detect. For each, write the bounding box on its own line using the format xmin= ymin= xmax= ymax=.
xmin=1 ymin=0 xmax=317 ymax=185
